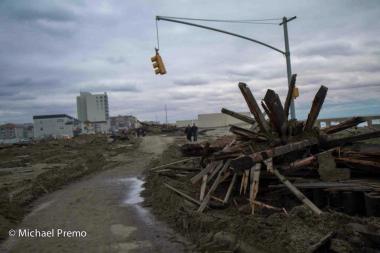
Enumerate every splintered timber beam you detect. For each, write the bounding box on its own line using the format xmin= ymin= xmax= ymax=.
xmin=223 ymin=173 xmax=237 ymax=203
xmin=190 ymin=161 xmax=218 ymax=184
xmin=273 ymin=169 xmax=322 ymax=215
xmin=199 ymin=175 xmax=208 ymax=201
xmin=198 ymin=162 xmax=229 ymax=213
xmin=229 ymin=125 xmax=267 ymax=141
xmin=164 ymin=183 xmax=201 ymax=206
xmin=230 ymin=138 xmax=319 ymax=169
xmin=325 ymin=130 xmax=380 ymax=148
xmin=323 ymin=117 xmax=365 ymax=134
xmin=238 ymin=82 xmax=270 ymax=133
xmin=304 ymin=85 xmax=328 ymax=131
xmin=284 ymin=74 xmax=297 ymax=119
xmin=221 ymin=108 xmax=256 ymax=125
xmin=283 ymin=155 xmax=317 ymax=173
xmin=207 ymin=160 xmax=229 ymax=183
xmin=150 ymin=157 xmax=199 ymax=171
xmin=263 ymin=89 xmax=287 ymax=136
xmin=250 ymin=163 xmax=261 ymax=214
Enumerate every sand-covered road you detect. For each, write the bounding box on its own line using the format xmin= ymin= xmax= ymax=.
xmin=1 ymin=135 xmax=192 ymax=253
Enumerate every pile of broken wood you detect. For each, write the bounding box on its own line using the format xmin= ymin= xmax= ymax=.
xmin=157 ymin=74 xmax=380 ymax=216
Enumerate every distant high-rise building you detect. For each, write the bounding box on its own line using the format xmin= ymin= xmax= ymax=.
xmin=76 ymin=92 xmax=109 ymax=122
xmin=76 ymin=92 xmax=110 ymax=133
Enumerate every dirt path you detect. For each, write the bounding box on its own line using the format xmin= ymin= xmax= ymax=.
xmin=1 ymin=135 xmax=192 ymax=253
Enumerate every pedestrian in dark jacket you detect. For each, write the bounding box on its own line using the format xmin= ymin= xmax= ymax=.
xmin=191 ymin=123 xmax=198 ymax=142
xmin=185 ymin=124 xmax=192 ymax=142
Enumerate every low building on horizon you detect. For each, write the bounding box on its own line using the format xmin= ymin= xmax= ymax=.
xmin=176 ymin=112 xmax=252 ymax=128
xmin=110 ymin=115 xmax=139 ymax=133
xmin=0 ymin=123 xmax=33 ymax=144
xmin=33 ymin=114 xmax=80 ymax=139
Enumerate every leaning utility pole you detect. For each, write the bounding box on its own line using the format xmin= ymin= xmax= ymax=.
xmin=280 ymin=16 xmax=297 ymax=120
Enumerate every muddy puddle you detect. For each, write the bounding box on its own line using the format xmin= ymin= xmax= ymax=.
xmin=120 ymin=177 xmax=153 ymax=225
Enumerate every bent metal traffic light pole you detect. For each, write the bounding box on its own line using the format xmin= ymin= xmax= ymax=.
xmin=156 ymin=15 xmax=297 ymax=120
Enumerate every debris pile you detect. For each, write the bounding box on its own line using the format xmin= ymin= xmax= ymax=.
xmin=163 ymin=74 xmax=380 ymax=217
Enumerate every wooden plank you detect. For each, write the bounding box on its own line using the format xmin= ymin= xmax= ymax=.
xmin=150 ymin=157 xmax=199 ymax=171
xmin=207 ymin=161 xmax=226 ymax=183
xmin=240 ymin=172 xmax=245 ymax=195
xmin=238 ymin=82 xmax=270 ymax=133
xmin=325 ymin=130 xmax=380 ymax=147
xmin=264 ymin=158 xmax=274 ymax=173
xmin=263 ymin=89 xmax=287 ymax=136
xmin=229 ymin=125 xmax=267 ymax=141
xmin=323 ymin=117 xmax=365 ymax=134
xmin=284 ymin=74 xmax=297 ymax=119
xmin=261 ymin=101 xmax=276 ymax=129
xmin=199 ymin=175 xmax=208 ymax=201
xmin=230 ymin=138 xmax=319 ymax=168
xmin=197 ymin=163 xmax=229 ymax=213
xmin=164 ymin=183 xmax=201 ymax=206
xmin=249 ymin=164 xmax=261 ymax=214
xmin=223 ymin=173 xmax=237 ymax=203
xmin=190 ymin=161 xmax=217 ymax=184
xmin=304 ymin=85 xmax=328 ymax=131
xmin=243 ymin=169 xmax=250 ymax=195
xmin=273 ymin=169 xmax=322 ymax=215
xmin=221 ymin=108 xmax=256 ymax=125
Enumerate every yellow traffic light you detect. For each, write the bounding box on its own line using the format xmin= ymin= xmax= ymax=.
xmin=151 ymin=52 xmax=166 ymax=75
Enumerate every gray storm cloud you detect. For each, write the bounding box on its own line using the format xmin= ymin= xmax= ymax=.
xmin=0 ymin=0 xmax=379 ymax=124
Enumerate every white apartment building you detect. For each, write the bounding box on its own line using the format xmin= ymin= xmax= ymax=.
xmin=33 ymin=114 xmax=80 ymax=139
xmin=76 ymin=92 xmax=110 ymax=133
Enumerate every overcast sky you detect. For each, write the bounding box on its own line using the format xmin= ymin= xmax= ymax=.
xmin=0 ymin=0 xmax=379 ymax=124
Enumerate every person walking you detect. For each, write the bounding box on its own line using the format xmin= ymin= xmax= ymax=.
xmin=191 ymin=123 xmax=198 ymax=142
xmin=185 ymin=124 xmax=192 ymax=142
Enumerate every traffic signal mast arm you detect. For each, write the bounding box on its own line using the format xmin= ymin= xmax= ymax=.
xmin=156 ymin=16 xmax=285 ymax=55
xmin=155 ymin=15 xmax=297 ymax=119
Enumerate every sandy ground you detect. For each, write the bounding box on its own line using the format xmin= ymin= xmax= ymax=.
xmin=0 ymin=135 xmax=192 ymax=253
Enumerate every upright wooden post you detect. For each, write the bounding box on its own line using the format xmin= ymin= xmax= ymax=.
xmin=238 ymin=82 xmax=270 ymax=134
